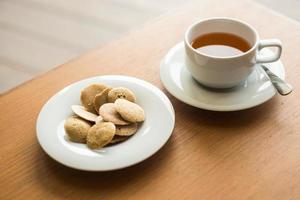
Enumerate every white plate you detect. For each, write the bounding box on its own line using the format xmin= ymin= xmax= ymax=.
xmin=36 ymin=75 xmax=175 ymax=171
xmin=160 ymin=42 xmax=285 ymax=111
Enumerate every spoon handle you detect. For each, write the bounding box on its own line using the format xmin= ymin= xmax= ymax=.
xmin=261 ymin=65 xmax=293 ymax=96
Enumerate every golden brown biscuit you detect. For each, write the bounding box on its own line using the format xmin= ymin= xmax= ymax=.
xmin=64 ymin=116 xmax=91 ymax=143
xmin=93 ymin=88 xmax=110 ymax=113
xmin=80 ymin=84 xmax=108 ymax=113
xmin=71 ymin=105 xmax=98 ymax=122
xmin=115 ymin=123 xmax=138 ymax=136
xmin=109 ymin=135 xmax=129 ymax=144
xmin=87 ymin=122 xmax=116 ymax=149
xmin=115 ymin=99 xmax=145 ymax=123
xmin=99 ymin=103 xmax=129 ymax=125
xmin=107 ymin=87 xmax=136 ymax=103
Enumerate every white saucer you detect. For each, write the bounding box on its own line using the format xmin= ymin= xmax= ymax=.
xmin=160 ymin=42 xmax=285 ymax=111
xmin=36 ymin=75 xmax=175 ymax=171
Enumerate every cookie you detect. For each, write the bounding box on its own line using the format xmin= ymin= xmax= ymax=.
xmin=115 ymin=123 xmax=138 ymax=136
xmin=107 ymin=87 xmax=136 ymax=103
xmin=64 ymin=116 xmax=91 ymax=143
xmin=93 ymin=88 xmax=111 ymax=113
xmin=99 ymin=103 xmax=129 ymax=125
xmin=87 ymin=122 xmax=116 ymax=149
xmin=109 ymin=135 xmax=129 ymax=144
xmin=71 ymin=105 xmax=98 ymax=122
xmin=115 ymin=99 xmax=145 ymax=123
xmin=95 ymin=116 xmax=104 ymax=124
xmin=80 ymin=84 xmax=108 ymax=113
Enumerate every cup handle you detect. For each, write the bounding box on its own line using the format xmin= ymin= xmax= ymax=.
xmin=256 ymin=39 xmax=282 ymax=63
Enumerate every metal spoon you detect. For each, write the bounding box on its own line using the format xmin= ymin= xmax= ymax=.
xmin=261 ymin=65 xmax=293 ymax=95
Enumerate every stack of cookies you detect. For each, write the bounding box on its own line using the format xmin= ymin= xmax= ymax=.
xmin=64 ymin=84 xmax=145 ymax=149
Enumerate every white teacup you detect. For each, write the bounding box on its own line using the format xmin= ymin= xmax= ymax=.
xmin=184 ymin=17 xmax=282 ymax=88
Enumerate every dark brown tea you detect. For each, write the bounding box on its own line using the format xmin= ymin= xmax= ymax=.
xmin=191 ymin=32 xmax=251 ymax=57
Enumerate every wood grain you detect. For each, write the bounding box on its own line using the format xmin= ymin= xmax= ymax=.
xmin=1 ymin=0 xmax=300 ymax=199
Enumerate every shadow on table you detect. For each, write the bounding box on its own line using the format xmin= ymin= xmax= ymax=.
xmin=34 ymin=137 xmax=175 ymax=198
xmin=167 ymin=88 xmax=281 ymax=131
xmin=167 ymin=92 xmax=282 ymax=155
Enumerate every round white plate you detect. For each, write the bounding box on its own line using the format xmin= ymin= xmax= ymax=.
xmin=36 ymin=75 xmax=175 ymax=171
xmin=160 ymin=42 xmax=285 ymax=111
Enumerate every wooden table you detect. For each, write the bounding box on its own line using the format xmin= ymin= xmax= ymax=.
xmin=1 ymin=0 xmax=300 ymax=199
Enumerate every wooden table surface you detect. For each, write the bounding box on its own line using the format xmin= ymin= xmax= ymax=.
xmin=1 ymin=0 xmax=300 ymax=199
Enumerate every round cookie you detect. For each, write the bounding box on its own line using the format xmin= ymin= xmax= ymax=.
xmin=93 ymin=88 xmax=110 ymax=113
xmin=107 ymin=87 xmax=136 ymax=103
xmin=115 ymin=99 xmax=145 ymax=123
xmin=87 ymin=122 xmax=116 ymax=149
xmin=99 ymin=103 xmax=129 ymax=125
xmin=109 ymin=135 xmax=129 ymax=144
xmin=64 ymin=116 xmax=91 ymax=143
xmin=80 ymin=84 xmax=108 ymax=113
xmin=116 ymin=123 xmax=138 ymax=136
xmin=71 ymin=105 xmax=98 ymax=122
